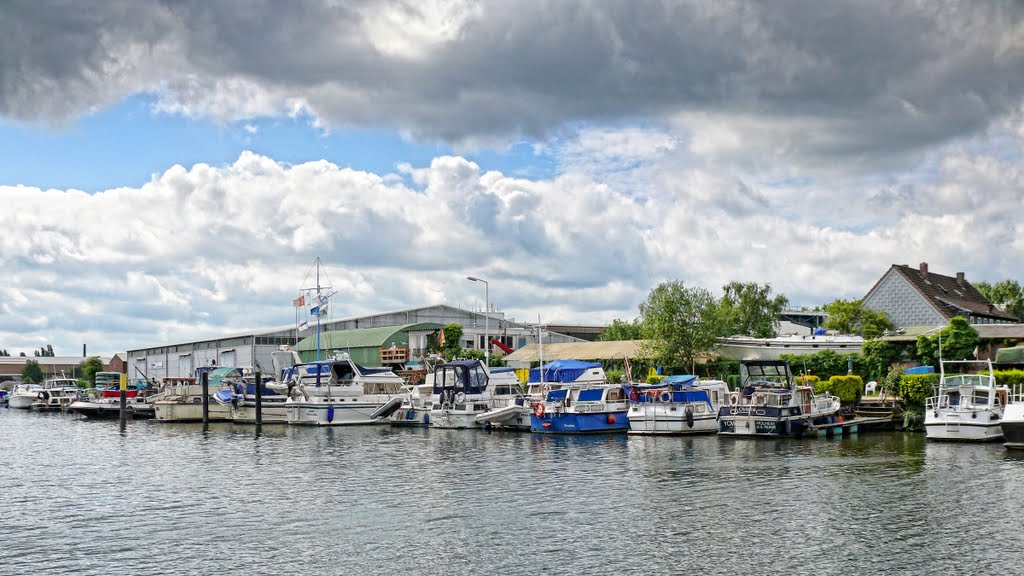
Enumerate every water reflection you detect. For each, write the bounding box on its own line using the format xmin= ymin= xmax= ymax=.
xmin=3 ymin=409 xmax=1024 ymax=575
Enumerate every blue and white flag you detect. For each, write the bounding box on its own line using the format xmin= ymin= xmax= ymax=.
xmin=298 ymin=320 xmax=309 ymax=331
xmin=309 ymin=305 xmax=321 ymax=316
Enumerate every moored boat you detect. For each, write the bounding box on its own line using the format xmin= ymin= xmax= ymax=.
xmin=626 ymin=375 xmax=730 ymax=435
xmin=153 ymin=367 xmax=236 ymax=422
xmin=530 ymin=383 xmax=630 ymax=434
xmin=1002 ymin=385 xmax=1024 ymax=449
xmin=428 ymin=359 xmax=515 ymax=429
xmin=717 ymin=360 xmax=841 ymax=437
xmin=476 ymin=359 xmax=606 ymax=431
xmin=925 ymin=360 xmax=1008 ymax=442
xmin=282 ymin=354 xmax=406 ymax=426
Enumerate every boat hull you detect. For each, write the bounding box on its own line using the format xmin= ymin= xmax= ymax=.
xmin=232 ymin=404 xmax=288 ymax=424
xmin=154 ymin=401 xmax=232 ymax=422
xmin=286 ymin=402 xmax=386 ymax=426
xmin=1002 ymin=404 xmax=1024 ymax=449
xmin=8 ymin=394 xmax=39 ymax=409
xmin=925 ymin=410 xmax=1003 ymax=441
xmin=429 ymin=409 xmax=485 ymax=429
xmin=627 ymin=407 xmax=719 ymax=435
xmin=70 ymin=399 xmax=154 ymax=419
xmin=389 ymin=407 xmax=431 ymax=427
xmin=531 ymin=411 xmax=629 ymax=434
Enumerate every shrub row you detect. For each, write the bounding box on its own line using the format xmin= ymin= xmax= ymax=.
xmin=813 ymin=375 xmax=864 ymax=405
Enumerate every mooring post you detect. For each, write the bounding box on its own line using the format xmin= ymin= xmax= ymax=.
xmin=255 ymin=370 xmax=263 ymax=426
xmin=202 ymin=370 xmax=210 ymax=427
xmin=119 ymin=372 xmax=128 ymax=431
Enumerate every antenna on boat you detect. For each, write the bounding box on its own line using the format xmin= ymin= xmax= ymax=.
xmin=537 ymin=316 xmax=545 ymax=391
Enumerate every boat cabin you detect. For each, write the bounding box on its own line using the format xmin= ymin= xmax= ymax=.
xmin=433 ymin=360 xmax=489 ymax=397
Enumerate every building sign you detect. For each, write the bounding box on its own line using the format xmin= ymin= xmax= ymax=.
xmin=150 ymin=361 xmax=164 ymax=369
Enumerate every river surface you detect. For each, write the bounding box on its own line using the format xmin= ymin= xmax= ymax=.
xmin=3 ymin=409 xmax=1024 ymax=575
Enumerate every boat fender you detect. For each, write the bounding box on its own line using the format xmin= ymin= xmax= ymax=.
xmin=326 ymin=404 xmax=335 ymax=423
xmin=628 ymin=388 xmax=640 ymax=402
xmin=729 ymin=393 xmax=738 ymax=407
xmin=533 ymin=403 xmax=545 ymax=417
xmin=423 ymin=413 xmax=430 ymax=425
xmin=972 ymin=412 xmax=976 ymax=419
xmin=685 ymin=407 xmax=694 ymax=428
xmin=406 ymin=409 xmax=414 ymax=421
xmin=607 ymin=414 xmax=616 ymax=424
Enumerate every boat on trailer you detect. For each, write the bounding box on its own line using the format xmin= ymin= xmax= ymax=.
xmin=925 ymin=360 xmax=1008 ymax=442
xmin=626 ymin=375 xmax=731 ymax=435
xmin=717 ymin=360 xmax=841 ymax=437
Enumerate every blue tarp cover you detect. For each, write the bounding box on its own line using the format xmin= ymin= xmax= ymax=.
xmin=905 ymin=366 xmax=935 ymax=375
xmin=529 ymin=359 xmax=602 ymax=383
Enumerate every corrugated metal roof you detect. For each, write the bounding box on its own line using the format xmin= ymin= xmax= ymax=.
xmin=504 ymin=340 xmax=646 ymax=362
xmin=295 ymin=323 xmax=443 ymax=351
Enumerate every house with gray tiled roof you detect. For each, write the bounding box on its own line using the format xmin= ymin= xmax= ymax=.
xmin=862 ymin=262 xmax=1019 ymax=328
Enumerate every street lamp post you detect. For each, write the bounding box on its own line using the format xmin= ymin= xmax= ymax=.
xmin=466 ymin=276 xmax=489 ymax=365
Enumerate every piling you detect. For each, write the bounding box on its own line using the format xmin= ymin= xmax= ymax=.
xmin=255 ymin=371 xmax=263 ymax=426
xmin=202 ymin=370 xmax=210 ymax=426
xmin=119 ymin=372 xmax=128 ymax=432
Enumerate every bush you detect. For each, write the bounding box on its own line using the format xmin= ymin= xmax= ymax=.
xmin=994 ymin=370 xmax=1024 ymax=389
xmin=827 ymin=375 xmax=864 ymax=405
xmin=794 ymin=374 xmax=820 ymax=387
xmin=898 ymin=373 xmax=939 ymax=412
xmin=647 ymin=374 xmax=665 ymax=385
xmin=606 ymin=368 xmax=624 ymax=384
xmin=778 ymin=350 xmax=864 ymax=381
xmin=725 ymin=374 xmax=741 ymax=390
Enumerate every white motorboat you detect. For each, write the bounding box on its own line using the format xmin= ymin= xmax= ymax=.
xmin=153 ymin=367 xmax=235 ymax=422
xmin=387 ymin=381 xmax=435 ymax=427
xmin=717 ymin=360 xmax=841 ymax=437
xmin=281 ymin=354 xmax=406 ymax=426
xmin=428 ymin=360 xmax=523 ymax=429
xmin=925 ymin=360 xmax=1008 ymax=442
xmin=1002 ymin=385 xmax=1024 ymax=449
xmin=8 ymin=377 xmax=81 ymax=411
xmin=627 ymin=375 xmax=731 ymax=435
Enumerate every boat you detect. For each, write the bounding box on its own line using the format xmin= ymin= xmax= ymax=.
xmin=69 ymin=373 xmax=157 ymax=419
xmin=716 ymin=332 xmax=863 ymax=361
xmin=215 ymin=372 xmax=287 ymax=424
xmin=153 ymin=367 xmax=236 ymax=422
xmin=476 ymin=359 xmax=607 ymax=431
xmin=8 ymin=376 xmax=81 ymax=411
xmin=626 ymin=375 xmax=731 ymax=435
xmin=387 ymin=380 xmax=435 ymax=427
xmin=530 ymin=382 xmax=630 ymax=434
xmin=428 ymin=359 xmax=522 ymax=429
xmin=281 ymin=354 xmax=405 ymax=426
xmin=1003 ymin=385 xmax=1024 ymax=449
xmin=717 ymin=360 xmax=841 ymax=437
xmin=925 ymin=360 xmax=1008 ymax=442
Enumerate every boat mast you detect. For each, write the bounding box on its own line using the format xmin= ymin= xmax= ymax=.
xmin=537 ymin=317 xmax=545 ymax=390
xmin=316 ymin=257 xmax=321 ymax=362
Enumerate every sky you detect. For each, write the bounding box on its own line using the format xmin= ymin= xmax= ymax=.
xmin=1 ymin=0 xmax=1023 ymax=357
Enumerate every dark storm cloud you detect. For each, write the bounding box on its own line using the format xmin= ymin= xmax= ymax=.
xmin=2 ymin=1 xmax=1022 ymax=158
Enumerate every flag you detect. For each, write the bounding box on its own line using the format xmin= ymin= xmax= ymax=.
xmin=317 ymin=293 xmax=329 ymax=306
xmin=309 ymin=305 xmax=321 ymax=316
xmin=437 ymin=328 xmax=446 ymax=348
xmin=298 ymin=320 xmax=309 ymax=331
xmin=293 ymin=295 xmax=305 ymax=307
xmin=317 ymin=305 xmax=328 ymax=318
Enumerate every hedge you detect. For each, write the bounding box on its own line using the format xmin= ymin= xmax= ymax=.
xmin=994 ymin=370 xmax=1024 ymax=389
xmin=647 ymin=375 xmax=665 ymax=385
xmin=813 ymin=375 xmax=863 ymax=405
xmin=898 ymin=373 xmax=939 ymax=411
xmin=794 ymin=374 xmax=820 ymax=387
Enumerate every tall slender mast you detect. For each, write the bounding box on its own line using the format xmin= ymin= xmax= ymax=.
xmin=315 ymin=258 xmax=321 ymax=362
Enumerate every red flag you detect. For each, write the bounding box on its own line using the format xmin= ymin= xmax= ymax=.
xmin=293 ymin=294 xmax=305 ymax=307
xmin=437 ymin=329 xmax=446 ymax=347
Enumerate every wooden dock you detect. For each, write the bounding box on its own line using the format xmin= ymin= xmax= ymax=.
xmin=805 ymin=415 xmax=896 ymax=437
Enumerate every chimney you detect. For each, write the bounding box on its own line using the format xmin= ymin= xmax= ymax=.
xmin=919 ymin=262 xmax=928 ymax=279
xmin=956 ymin=272 xmax=965 ymax=288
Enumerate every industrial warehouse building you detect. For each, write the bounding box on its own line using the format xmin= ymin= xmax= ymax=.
xmin=126 ymin=304 xmax=589 ymax=380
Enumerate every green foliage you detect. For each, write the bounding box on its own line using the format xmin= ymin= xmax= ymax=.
xmin=861 ymin=339 xmax=906 ymax=382
xmin=975 ymin=280 xmax=1024 ymax=320
xmin=823 ymin=299 xmax=894 ymax=338
xmin=778 ymin=350 xmax=864 ymax=381
xmin=994 ymin=370 xmax=1024 ymax=388
xmin=882 ymin=365 xmax=905 ymax=397
xmin=898 ymin=373 xmax=940 ymax=412
xmin=700 ymin=356 xmax=739 ymax=381
xmin=823 ymin=375 xmax=864 ymax=405
xmin=440 ymin=323 xmax=463 ymax=360
xmin=638 ymin=280 xmax=720 ymax=371
xmin=647 ymin=374 xmax=666 ymax=385
xmin=76 ymin=356 xmax=105 ymax=387
xmin=21 ymin=359 xmax=43 ymax=384
xmin=597 ymin=318 xmax=642 ymax=341
xmin=605 ymin=368 xmax=624 ymax=384
xmin=916 ymin=316 xmax=979 ymax=365
xmin=718 ymin=281 xmax=788 ymax=337
xmin=794 ymin=374 xmax=820 ymax=387
xmin=725 ymin=374 xmax=741 ymax=390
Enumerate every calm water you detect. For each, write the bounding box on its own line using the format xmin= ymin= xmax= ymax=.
xmin=3 ymin=409 xmax=1024 ymax=575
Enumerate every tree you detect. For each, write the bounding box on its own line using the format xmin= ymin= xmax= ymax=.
xmin=638 ymin=280 xmax=720 ymax=371
xmin=440 ymin=323 xmax=464 ymax=360
xmin=19 ymin=352 xmax=26 ymax=357
xmin=861 ymin=339 xmax=905 ymax=382
xmin=46 ymin=344 xmax=54 ymax=357
xmin=597 ymin=318 xmax=642 ymax=341
xmin=717 ymin=281 xmax=788 ymax=337
xmin=21 ymin=359 xmax=44 ymax=383
xmin=916 ymin=316 xmax=979 ymax=366
xmin=77 ymin=356 xmax=105 ymax=387
xmin=823 ymin=299 xmax=895 ymax=338
xmin=975 ymin=280 xmax=1024 ymax=320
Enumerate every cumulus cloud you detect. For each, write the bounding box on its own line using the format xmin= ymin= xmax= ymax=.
xmin=2 ymin=1 xmax=1023 ymax=163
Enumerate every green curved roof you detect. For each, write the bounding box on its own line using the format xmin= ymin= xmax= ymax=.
xmin=294 ymin=322 xmax=444 ymax=352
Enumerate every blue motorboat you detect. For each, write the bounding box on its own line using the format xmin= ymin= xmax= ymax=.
xmin=530 ymin=384 xmax=629 ymax=434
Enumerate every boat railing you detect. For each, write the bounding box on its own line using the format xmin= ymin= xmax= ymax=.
xmin=926 ymin=391 xmax=1001 ymax=412
xmin=1011 ymin=384 xmax=1024 ymax=405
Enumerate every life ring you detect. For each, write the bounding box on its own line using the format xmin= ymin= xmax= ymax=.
xmin=455 ymin=391 xmax=466 ymax=403
xmin=628 ymin=388 xmax=639 ymax=402
xmin=533 ymin=402 xmax=545 ymax=417
xmin=729 ymin=393 xmax=738 ymax=407
xmin=660 ymin=392 xmax=671 ymax=402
